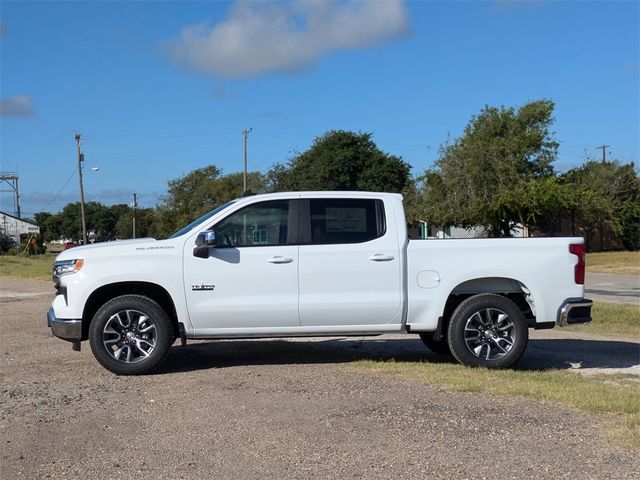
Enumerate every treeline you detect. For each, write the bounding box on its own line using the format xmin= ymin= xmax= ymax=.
xmin=33 ymin=99 xmax=639 ymax=250
xmin=34 ymin=202 xmax=158 ymax=243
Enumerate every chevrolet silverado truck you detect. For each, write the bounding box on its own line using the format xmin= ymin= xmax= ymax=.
xmin=47 ymin=191 xmax=592 ymax=375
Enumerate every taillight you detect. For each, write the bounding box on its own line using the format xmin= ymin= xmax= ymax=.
xmin=569 ymin=244 xmax=585 ymax=285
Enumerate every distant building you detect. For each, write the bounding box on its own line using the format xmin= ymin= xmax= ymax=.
xmin=0 ymin=211 xmax=40 ymax=244
xmin=408 ymin=221 xmax=529 ymax=240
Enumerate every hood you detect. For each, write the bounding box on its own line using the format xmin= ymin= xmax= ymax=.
xmin=55 ymin=238 xmax=158 ymax=261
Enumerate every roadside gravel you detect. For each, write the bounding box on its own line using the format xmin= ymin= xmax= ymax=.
xmin=1 ymin=278 xmax=638 ymax=479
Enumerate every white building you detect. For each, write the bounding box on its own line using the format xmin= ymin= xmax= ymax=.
xmin=0 ymin=211 xmax=40 ymax=244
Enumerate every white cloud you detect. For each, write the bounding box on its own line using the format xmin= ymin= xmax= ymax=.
xmin=170 ymin=0 xmax=411 ymax=78
xmin=0 ymin=96 xmax=36 ymax=117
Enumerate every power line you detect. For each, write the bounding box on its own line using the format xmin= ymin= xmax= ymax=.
xmin=251 ymin=140 xmax=291 ymax=148
xmin=255 ymin=129 xmax=311 ymax=139
xmin=84 ymin=129 xmax=237 ymax=141
xmin=91 ymin=143 xmax=231 ymax=162
xmin=36 ymin=166 xmax=78 ymax=213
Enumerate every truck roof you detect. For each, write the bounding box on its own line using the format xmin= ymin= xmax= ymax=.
xmin=235 ymin=191 xmax=404 ymax=202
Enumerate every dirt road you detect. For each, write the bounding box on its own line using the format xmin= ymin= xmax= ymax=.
xmin=1 ymin=278 xmax=638 ymax=479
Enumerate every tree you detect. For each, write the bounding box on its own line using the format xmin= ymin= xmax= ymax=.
xmin=562 ymin=160 xmax=640 ymax=250
xmin=115 ymin=208 xmax=158 ymax=239
xmin=399 ymin=178 xmax=424 ymax=224
xmin=87 ymin=203 xmax=127 ymax=242
xmin=155 ymin=166 xmax=266 ymax=237
xmin=34 ymin=212 xmax=63 ymax=242
xmin=266 ymin=130 xmax=411 ymax=193
xmin=34 ymin=202 xmax=130 ymax=242
xmin=421 ymin=100 xmax=560 ymax=237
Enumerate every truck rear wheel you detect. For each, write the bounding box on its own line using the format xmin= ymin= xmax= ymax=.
xmin=88 ymin=295 xmax=173 ymax=375
xmin=447 ymin=294 xmax=528 ymax=369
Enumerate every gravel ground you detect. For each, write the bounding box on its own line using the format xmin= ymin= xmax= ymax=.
xmin=1 ymin=278 xmax=638 ymax=479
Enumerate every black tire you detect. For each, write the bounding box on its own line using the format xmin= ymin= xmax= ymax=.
xmin=447 ymin=294 xmax=528 ymax=369
xmin=418 ymin=333 xmax=452 ymax=356
xmin=89 ymin=295 xmax=173 ymax=375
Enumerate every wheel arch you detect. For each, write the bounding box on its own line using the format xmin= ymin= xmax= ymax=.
xmin=440 ymin=277 xmax=536 ymax=332
xmin=82 ymin=281 xmax=179 ymax=340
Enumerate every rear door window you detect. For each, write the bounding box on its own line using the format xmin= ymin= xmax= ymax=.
xmin=305 ymin=199 xmax=385 ymax=245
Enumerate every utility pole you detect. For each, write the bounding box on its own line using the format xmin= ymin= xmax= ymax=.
xmin=0 ymin=172 xmax=21 ymax=218
xmin=595 ymin=144 xmax=610 ymax=251
xmin=596 ymin=144 xmax=610 ymax=164
xmin=242 ymin=128 xmax=252 ymax=192
xmin=76 ymin=134 xmax=88 ymax=245
xmin=15 ymin=177 xmax=20 ymax=219
xmin=132 ymin=193 xmax=137 ymax=239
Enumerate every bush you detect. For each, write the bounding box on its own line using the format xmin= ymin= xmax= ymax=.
xmin=0 ymin=234 xmax=16 ymax=254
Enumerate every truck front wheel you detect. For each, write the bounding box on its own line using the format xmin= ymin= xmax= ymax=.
xmin=88 ymin=295 xmax=174 ymax=375
xmin=448 ymin=294 xmax=528 ymax=369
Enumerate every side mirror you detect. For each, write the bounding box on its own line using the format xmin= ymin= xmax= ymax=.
xmin=193 ymin=231 xmax=217 ymax=258
xmin=195 ymin=230 xmax=217 ymax=246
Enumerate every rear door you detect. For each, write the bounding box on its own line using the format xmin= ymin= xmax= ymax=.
xmin=298 ymin=198 xmax=402 ymax=327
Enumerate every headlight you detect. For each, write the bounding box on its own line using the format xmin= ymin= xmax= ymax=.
xmin=53 ymin=259 xmax=84 ymax=278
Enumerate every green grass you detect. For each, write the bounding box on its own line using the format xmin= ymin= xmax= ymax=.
xmin=0 ymin=254 xmax=54 ymax=280
xmin=353 ymin=360 xmax=640 ymax=449
xmin=587 ymin=251 xmax=640 ymax=276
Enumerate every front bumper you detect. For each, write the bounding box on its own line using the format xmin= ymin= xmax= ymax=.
xmin=47 ymin=307 xmax=82 ymax=341
xmin=557 ymin=299 xmax=593 ymax=327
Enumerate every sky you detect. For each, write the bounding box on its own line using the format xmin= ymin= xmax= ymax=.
xmin=1 ymin=0 xmax=638 ymax=218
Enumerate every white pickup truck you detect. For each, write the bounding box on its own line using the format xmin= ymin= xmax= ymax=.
xmin=47 ymin=191 xmax=592 ymax=375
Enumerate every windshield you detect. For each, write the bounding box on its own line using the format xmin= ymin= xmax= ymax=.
xmin=169 ymin=201 xmax=236 ymax=239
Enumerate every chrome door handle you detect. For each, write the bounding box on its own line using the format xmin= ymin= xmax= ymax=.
xmin=369 ymin=254 xmax=395 ymax=262
xmin=267 ymin=256 xmax=293 ymax=264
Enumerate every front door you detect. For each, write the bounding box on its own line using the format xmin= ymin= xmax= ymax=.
xmin=183 ymin=199 xmax=300 ymax=332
